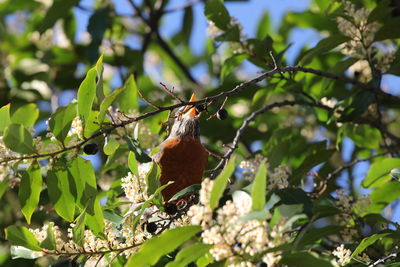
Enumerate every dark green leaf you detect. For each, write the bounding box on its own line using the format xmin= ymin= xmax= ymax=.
xmin=125 ymin=137 xmax=152 ymax=163
xmin=87 ymin=7 xmax=112 ymax=63
xmin=19 ymin=161 xmax=42 ymax=224
xmin=3 ymin=124 xmax=36 ymax=154
xmin=296 ymin=226 xmax=343 ymax=247
xmin=251 ymin=159 xmax=267 ymax=210
xmin=46 ymin=168 xmax=75 ymax=222
xmin=209 ymin=156 xmax=236 ymax=210
xmin=49 ymin=102 xmax=77 ymax=144
xmin=204 ymin=0 xmax=230 ymax=30
xmin=276 ymin=188 xmax=313 ymax=216
xmin=170 ymin=184 xmax=201 ymax=201
xmin=5 ymin=226 xmax=42 ymax=251
xmin=375 ymin=17 xmax=400 ymax=41
xmin=126 ymin=225 xmax=201 ymax=267
xmin=280 ymin=251 xmax=334 ymax=267
xmin=214 ymin=25 xmax=240 ymax=42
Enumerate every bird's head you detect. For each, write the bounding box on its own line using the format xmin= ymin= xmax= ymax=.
xmin=169 ymin=94 xmax=200 ymax=140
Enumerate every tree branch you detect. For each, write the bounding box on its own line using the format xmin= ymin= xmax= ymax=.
xmin=1 ymin=65 xmax=398 ymax=164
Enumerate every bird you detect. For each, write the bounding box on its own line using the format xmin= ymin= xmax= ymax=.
xmin=153 ymin=94 xmax=208 ymax=201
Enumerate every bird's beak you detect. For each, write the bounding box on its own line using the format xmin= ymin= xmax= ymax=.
xmin=183 ymin=94 xmax=197 ymax=117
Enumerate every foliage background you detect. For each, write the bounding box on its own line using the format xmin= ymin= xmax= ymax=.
xmin=1 ymin=0 xmax=400 ymax=266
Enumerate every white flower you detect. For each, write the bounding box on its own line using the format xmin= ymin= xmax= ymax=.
xmin=333 ymin=244 xmax=352 ymax=266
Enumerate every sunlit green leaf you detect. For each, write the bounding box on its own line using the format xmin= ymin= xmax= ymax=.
xmin=11 ymin=104 xmax=39 ymax=127
xmin=351 ymin=233 xmax=392 ymax=258
xmin=117 ymin=74 xmax=139 ymax=113
xmin=0 ymin=104 xmax=11 ymax=134
xmin=126 ymin=225 xmax=201 ymax=267
xmin=166 ymin=243 xmax=212 ymax=267
xmin=98 ymin=86 xmax=125 ymax=124
xmin=362 ymin=158 xmax=400 ymax=188
xmin=5 ymin=226 xmax=42 ymax=251
xmin=209 ymin=156 xmax=236 ymax=210
xmin=251 ymin=158 xmax=267 ymax=210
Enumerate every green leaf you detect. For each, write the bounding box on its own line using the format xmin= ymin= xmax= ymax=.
xmin=103 ymin=137 xmax=120 ymax=155
xmin=77 ymin=59 xmax=99 ymax=136
xmin=126 ymin=225 xmax=201 ymax=267
xmin=128 ymin=151 xmax=139 ymax=177
xmin=0 ymin=104 xmax=11 ymax=134
xmin=68 ymin=157 xmax=104 ymax=235
xmin=209 ymin=156 xmax=236 ymax=210
xmin=290 ymin=141 xmax=335 ymax=185
xmin=146 ymin=162 xmax=161 ymax=197
xmin=371 ymin=181 xmax=400 ymax=205
xmin=40 ymin=223 xmax=56 ymax=250
xmin=220 ymin=53 xmax=248 ymax=82
xmin=11 ymin=104 xmax=39 ymax=127
xmin=214 ymin=25 xmax=240 ymax=42
xmin=87 ymin=7 xmax=112 ymax=63
xmin=362 ymin=158 xmax=400 ymax=188
xmin=251 ymin=159 xmax=267 ymax=210
xmin=296 ymin=226 xmax=342 ymax=248
xmin=275 ymin=188 xmax=313 ymax=217
xmin=166 ymin=243 xmax=212 ymax=267
xmin=0 ymin=180 xmax=8 ymax=200
xmin=280 ymin=251 xmax=334 ymax=267
xmin=125 ymin=137 xmax=152 ymax=163
xmin=46 ymin=167 xmax=75 ymax=222
xmin=298 ymin=35 xmax=349 ymax=65
xmin=170 ymin=184 xmax=201 ymax=201
xmin=19 ymin=161 xmax=42 ymax=224
xmin=182 ymin=6 xmax=193 ymax=45
xmin=36 ymin=0 xmax=80 ymax=33
xmin=5 ymin=225 xmax=42 ymax=251
xmin=343 ymin=124 xmax=381 ymax=149
xmin=72 ymin=208 xmax=86 ymax=246
xmin=375 ymin=17 xmax=400 ymax=41
xmin=256 ymin=12 xmax=271 ymax=39
xmin=98 ymin=86 xmax=125 ymax=124
xmin=117 ymin=74 xmax=139 ymax=113
xmin=3 ymin=124 xmax=36 ymax=154
xmin=351 ymin=233 xmax=392 ymax=258
xmin=204 ymin=0 xmax=230 ymax=31
xmin=49 ymin=102 xmax=77 ymax=144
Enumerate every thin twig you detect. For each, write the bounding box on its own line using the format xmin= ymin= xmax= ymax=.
xmin=136 ymin=87 xmax=161 ymax=109
xmin=368 ymin=252 xmax=397 ymax=267
xmin=159 ymin=82 xmax=184 ymax=103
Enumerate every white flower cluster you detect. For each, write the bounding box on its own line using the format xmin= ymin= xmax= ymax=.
xmin=334 ymin=189 xmax=371 ymax=243
xmin=188 ymin=179 xmax=290 ymax=266
xmin=268 ymin=165 xmax=291 ymax=190
xmin=239 ymin=155 xmax=267 ymax=180
xmin=332 ymin=244 xmax=351 ymax=266
xmin=121 ymin=162 xmax=152 ymax=203
xmin=0 ymin=136 xmax=19 ymax=181
xmin=336 ymin=1 xmax=395 ymax=73
xmin=67 ymin=116 xmax=83 ymax=140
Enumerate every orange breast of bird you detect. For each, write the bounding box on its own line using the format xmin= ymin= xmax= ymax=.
xmin=157 ymin=136 xmax=208 ymax=201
